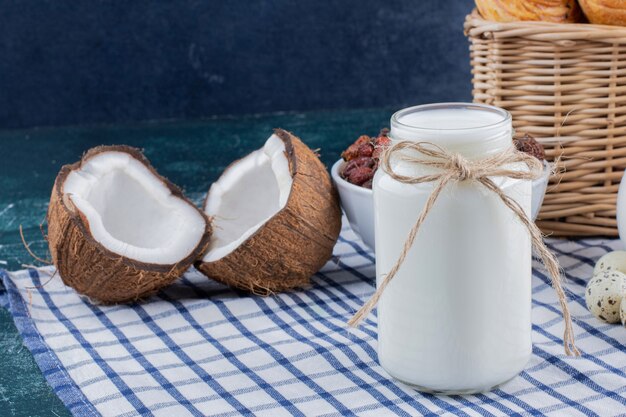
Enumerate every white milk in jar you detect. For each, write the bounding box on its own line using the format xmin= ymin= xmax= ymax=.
xmin=373 ymin=103 xmax=532 ymax=393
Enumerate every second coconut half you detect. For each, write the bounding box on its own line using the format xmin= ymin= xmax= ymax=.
xmin=196 ymin=129 xmax=342 ymax=294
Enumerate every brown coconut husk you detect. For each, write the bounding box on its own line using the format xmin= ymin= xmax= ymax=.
xmin=47 ymin=145 xmax=212 ymax=304
xmin=195 ymin=129 xmax=341 ymax=295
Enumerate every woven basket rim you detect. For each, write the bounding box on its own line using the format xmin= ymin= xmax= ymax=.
xmin=465 ymin=9 xmax=626 ymax=43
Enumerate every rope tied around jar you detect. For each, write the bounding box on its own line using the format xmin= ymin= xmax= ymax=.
xmin=347 ymin=140 xmax=580 ymax=357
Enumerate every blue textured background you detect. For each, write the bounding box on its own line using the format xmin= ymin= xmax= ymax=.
xmin=0 ymin=0 xmax=474 ymax=129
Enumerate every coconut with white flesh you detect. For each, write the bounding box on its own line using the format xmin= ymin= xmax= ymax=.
xmin=196 ymin=129 xmax=341 ymax=294
xmin=47 ymin=145 xmax=211 ymax=303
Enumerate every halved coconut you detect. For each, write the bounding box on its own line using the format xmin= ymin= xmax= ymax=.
xmin=196 ymin=129 xmax=341 ymax=294
xmin=47 ymin=145 xmax=211 ymax=303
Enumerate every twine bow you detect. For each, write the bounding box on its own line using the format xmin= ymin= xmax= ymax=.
xmin=348 ymin=141 xmax=580 ymax=357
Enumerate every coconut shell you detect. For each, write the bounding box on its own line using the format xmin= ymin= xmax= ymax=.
xmin=196 ymin=129 xmax=341 ymax=295
xmin=47 ymin=145 xmax=212 ymax=304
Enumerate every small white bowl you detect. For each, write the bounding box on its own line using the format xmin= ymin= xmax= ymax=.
xmin=331 ymin=159 xmax=550 ymax=251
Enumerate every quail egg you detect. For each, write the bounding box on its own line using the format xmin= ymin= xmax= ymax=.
xmin=593 ymin=251 xmax=626 ymax=275
xmin=585 ymin=270 xmax=626 ymax=324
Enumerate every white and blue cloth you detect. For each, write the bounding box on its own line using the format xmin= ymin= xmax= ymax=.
xmin=1 ymin=224 xmax=625 ymax=417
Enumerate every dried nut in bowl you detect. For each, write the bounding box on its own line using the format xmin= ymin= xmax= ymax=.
xmin=475 ymin=0 xmax=581 ymax=23
xmin=47 ymin=145 xmax=212 ymax=303
xmin=593 ymin=250 xmax=626 ymax=275
xmin=579 ymin=0 xmax=626 ymax=26
xmin=514 ymin=134 xmax=545 ymax=161
xmin=196 ymin=129 xmax=341 ymax=295
xmin=585 ymin=270 xmax=626 ymax=323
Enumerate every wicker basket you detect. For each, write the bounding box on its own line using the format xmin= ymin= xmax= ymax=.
xmin=465 ymin=10 xmax=626 ymax=237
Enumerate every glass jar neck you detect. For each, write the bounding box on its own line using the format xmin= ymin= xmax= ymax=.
xmin=389 ymin=103 xmax=513 ymax=159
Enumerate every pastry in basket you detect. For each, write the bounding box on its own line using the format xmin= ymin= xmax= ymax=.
xmin=475 ymin=0 xmax=582 ymax=23
xmin=579 ymin=0 xmax=626 ymax=26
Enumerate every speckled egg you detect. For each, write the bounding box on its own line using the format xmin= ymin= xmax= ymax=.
xmin=593 ymin=251 xmax=626 ymax=275
xmin=585 ymin=270 xmax=626 ymax=324
xmin=621 ymin=298 xmax=626 ymax=327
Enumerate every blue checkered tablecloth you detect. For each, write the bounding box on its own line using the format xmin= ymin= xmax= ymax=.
xmin=1 ymin=224 xmax=625 ymax=417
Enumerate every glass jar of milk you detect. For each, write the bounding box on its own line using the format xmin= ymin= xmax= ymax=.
xmin=374 ymin=103 xmax=532 ymax=394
